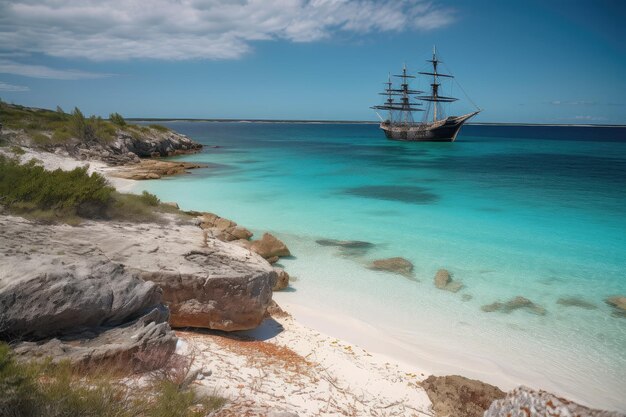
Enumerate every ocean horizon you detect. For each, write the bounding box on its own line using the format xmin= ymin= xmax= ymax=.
xmin=135 ymin=121 xmax=626 ymax=410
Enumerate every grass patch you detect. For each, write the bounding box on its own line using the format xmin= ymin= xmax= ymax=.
xmin=149 ymin=124 xmax=170 ymax=132
xmin=0 ymin=343 xmax=226 ymax=417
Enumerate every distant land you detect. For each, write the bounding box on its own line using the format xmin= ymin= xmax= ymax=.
xmin=129 ymin=118 xmax=626 ymax=128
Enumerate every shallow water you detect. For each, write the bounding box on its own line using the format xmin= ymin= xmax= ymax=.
xmin=136 ymin=122 xmax=626 ymax=410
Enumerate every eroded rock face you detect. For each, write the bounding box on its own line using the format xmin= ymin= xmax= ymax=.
xmin=421 ymin=375 xmax=505 ymax=417
xmin=12 ymin=307 xmax=176 ymax=371
xmin=0 ymin=255 xmax=163 ymax=341
xmin=140 ymin=249 xmax=275 ymax=331
xmin=250 ymin=233 xmax=291 ymax=259
xmin=369 ymin=257 xmax=414 ymax=278
xmin=0 ymin=223 xmax=177 ymax=366
xmin=434 ymin=269 xmax=463 ymax=292
xmin=484 ymin=386 xmax=624 ymax=417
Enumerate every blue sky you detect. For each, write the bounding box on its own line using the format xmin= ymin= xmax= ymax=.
xmin=0 ymin=0 xmax=624 ymax=123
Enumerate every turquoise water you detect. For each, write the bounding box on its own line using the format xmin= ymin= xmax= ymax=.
xmin=137 ymin=122 xmax=626 ymax=410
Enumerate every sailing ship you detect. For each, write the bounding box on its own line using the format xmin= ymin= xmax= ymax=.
xmin=372 ymin=47 xmax=480 ymax=142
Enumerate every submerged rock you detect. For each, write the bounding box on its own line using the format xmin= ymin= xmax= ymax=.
xmin=485 ymin=386 xmax=624 ymax=417
xmin=421 ymin=375 xmax=505 ymax=417
xmin=556 ymin=296 xmax=597 ymax=310
xmin=481 ymin=296 xmax=546 ymax=315
xmin=605 ymin=295 xmax=626 ymax=318
xmin=111 ymin=159 xmax=206 ymax=180
xmin=369 ymin=257 xmax=414 ymax=278
xmin=315 ymin=239 xmax=374 ymax=249
xmin=434 ymin=269 xmax=463 ymax=292
xmin=250 ymin=233 xmax=291 ymax=259
xmin=272 ymin=267 xmax=290 ymax=291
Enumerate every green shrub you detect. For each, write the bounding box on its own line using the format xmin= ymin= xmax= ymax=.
xmin=141 ymin=190 xmax=160 ymax=206
xmin=105 ymin=192 xmax=158 ymax=223
xmin=0 ymin=155 xmax=114 ymax=218
xmin=109 ymin=112 xmax=126 ymax=127
xmin=69 ymin=107 xmax=87 ymax=140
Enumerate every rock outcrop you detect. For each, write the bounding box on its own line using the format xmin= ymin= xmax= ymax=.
xmin=249 ymin=233 xmax=291 ymax=259
xmin=110 ymin=159 xmax=207 ymax=180
xmin=433 ymin=269 xmax=463 ymax=292
xmin=369 ymin=257 xmax=414 ymax=278
xmin=421 ymin=375 xmax=505 ymax=417
xmin=272 ymin=267 xmax=290 ymax=291
xmin=0 ymin=256 xmax=162 ymax=340
xmin=73 ymin=128 xmax=202 ymax=165
xmin=193 ymin=211 xmax=254 ymax=242
xmin=0 ymin=215 xmax=275 ymax=333
xmin=484 ymin=386 xmax=625 ymax=417
xmin=481 ymin=296 xmax=546 ymax=315
xmin=0 ymin=230 xmax=177 ymax=367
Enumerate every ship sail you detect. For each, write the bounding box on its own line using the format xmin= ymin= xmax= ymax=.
xmin=371 ymin=46 xmax=481 ymax=142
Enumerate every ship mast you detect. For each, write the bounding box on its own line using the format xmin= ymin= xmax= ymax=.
xmin=418 ymin=46 xmax=457 ymax=123
xmin=371 ymin=65 xmax=423 ymax=124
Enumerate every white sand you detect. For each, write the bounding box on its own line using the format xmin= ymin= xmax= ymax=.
xmin=177 ymin=313 xmax=434 ymax=416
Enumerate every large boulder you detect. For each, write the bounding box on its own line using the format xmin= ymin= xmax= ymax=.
xmin=140 ymin=249 xmax=275 ymax=331
xmin=369 ymin=257 xmax=414 ymax=278
xmin=249 ymin=233 xmax=291 ymax=259
xmin=484 ymin=386 xmax=624 ymax=417
xmin=421 ymin=375 xmax=505 ymax=417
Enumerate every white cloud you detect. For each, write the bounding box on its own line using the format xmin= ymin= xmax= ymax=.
xmin=0 ymin=0 xmax=455 ymax=61
xmin=0 ymin=60 xmax=113 ymax=79
xmin=0 ymin=81 xmax=29 ymax=91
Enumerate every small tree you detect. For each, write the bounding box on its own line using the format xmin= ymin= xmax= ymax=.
xmin=70 ymin=107 xmax=86 ymax=140
xmin=109 ymin=112 xmax=126 ymax=127
xmin=56 ymin=105 xmax=64 ymax=114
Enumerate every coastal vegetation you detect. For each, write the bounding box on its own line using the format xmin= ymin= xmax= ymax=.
xmin=0 ymin=101 xmax=170 ymax=147
xmin=0 ymin=155 xmax=182 ymax=223
xmin=0 ymin=343 xmax=225 ymax=417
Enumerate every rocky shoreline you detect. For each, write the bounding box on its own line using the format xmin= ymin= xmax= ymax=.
xmin=1 ymin=129 xmax=624 ymax=416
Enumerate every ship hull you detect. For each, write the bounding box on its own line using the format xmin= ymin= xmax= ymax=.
xmin=381 ymin=111 xmax=479 ymax=142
